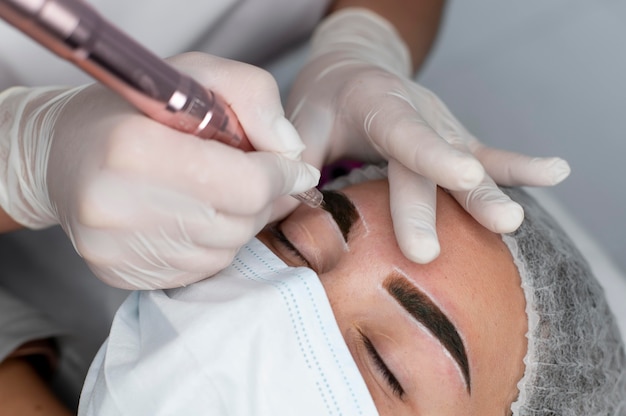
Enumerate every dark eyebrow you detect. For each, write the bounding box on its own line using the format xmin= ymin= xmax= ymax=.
xmin=319 ymin=190 xmax=358 ymax=242
xmin=383 ymin=272 xmax=471 ymax=393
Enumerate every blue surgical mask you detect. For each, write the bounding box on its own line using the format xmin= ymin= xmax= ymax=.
xmin=79 ymin=238 xmax=378 ymax=416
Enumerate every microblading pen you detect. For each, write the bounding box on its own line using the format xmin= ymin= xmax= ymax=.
xmin=0 ymin=0 xmax=324 ymax=208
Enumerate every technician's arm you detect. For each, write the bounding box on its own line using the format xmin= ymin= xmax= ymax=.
xmin=0 ymin=207 xmax=21 ymax=232
xmin=0 ymin=357 xmax=71 ymax=416
xmin=329 ymin=0 xmax=445 ymax=72
xmin=287 ymin=0 xmax=570 ymax=263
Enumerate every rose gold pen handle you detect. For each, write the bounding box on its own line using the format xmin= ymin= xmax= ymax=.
xmin=0 ymin=0 xmax=323 ymax=207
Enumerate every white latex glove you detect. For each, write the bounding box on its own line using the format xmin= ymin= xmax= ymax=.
xmin=287 ymin=8 xmax=570 ymax=263
xmin=0 ymin=52 xmax=319 ymax=289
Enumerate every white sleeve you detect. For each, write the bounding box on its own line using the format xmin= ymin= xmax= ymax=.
xmin=0 ymin=285 xmax=63 ymax=364
xmin=0 ymin=0 xmax=330 ymax=90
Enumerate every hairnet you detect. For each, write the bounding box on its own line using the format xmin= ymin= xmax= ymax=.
xmin=323 ymin=164 xmax=626 ymax=415
xmin=501 ymin=186 xmax=626 ymax=415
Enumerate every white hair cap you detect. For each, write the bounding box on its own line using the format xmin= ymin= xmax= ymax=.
xmin=501 ymin=186 xmax=626 ymax=415
xmin=324 ymin=164 xmax=626 ymax=415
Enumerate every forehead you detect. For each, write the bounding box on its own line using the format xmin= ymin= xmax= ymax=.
xmin=337 ymin=179 xmax=516 ymax=272
xmin=339 ymin=178 xmax=525 ymax=325
xmin=334 ymin=179 xmax=528 ymax=410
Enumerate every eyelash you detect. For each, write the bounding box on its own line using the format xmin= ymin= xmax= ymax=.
xmin=273 ymin=224 xmax=404 ymax=400
xmin=271 ymin=226 xmax=311 ymax=268
xmin=358 ymin=330 xmax=405 ymax=400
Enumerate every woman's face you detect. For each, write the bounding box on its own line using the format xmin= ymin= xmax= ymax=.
xmin=258 ymin=179 xmax=527 ymax=415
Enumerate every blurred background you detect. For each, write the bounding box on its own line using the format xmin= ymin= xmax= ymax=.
xmin=270 ymin=0 xmax=626 ymax=275
xmin=418 ymin=0 xmax=626 ymax=273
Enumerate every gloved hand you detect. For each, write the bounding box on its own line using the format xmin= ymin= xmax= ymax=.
xmin=0 ymin=52 xmax=319 ymax=289
xmin=287 ymin=8 xmax=570 ymax=263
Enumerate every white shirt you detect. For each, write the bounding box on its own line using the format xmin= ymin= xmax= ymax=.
xmin=0 ymin=0 xmax=330 ymax=89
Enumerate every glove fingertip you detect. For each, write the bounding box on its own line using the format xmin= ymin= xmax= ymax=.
xmin=399 ymin=231 xmax=441 ymax=264
xmin=269 ymin=117 xmax=306 ymax=159
xmin=545 ymin=157 xmax=571 ymax=185
xmin=287 ymin=162 xmax=321 ymax=194
xmin=491 ymin=202 xmax=524 ymax=234
xmin=253 ymin=116 xmax=306 ymax=160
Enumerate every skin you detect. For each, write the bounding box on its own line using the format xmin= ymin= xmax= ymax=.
xmin=330 ymin=0 xmax=446 ymax=71
xmin=0 ymin=1 xmax=448 ymax=411
xmin=0 ymin=358 xmax=71 ymax=416
xmin=259 ymin=179 xmax=527 ymax=415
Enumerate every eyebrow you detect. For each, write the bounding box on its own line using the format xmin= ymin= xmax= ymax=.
xmin=383 ymin=273 xmax=471 ymax=393
xmin=319 ymin=190 xmax=358 ymax=242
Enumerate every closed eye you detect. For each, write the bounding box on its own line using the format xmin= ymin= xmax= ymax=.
xmin=358 ymin=329 xmax=405 ymax=400
xmin=269 ymin=225 xmax=311 ymax=269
